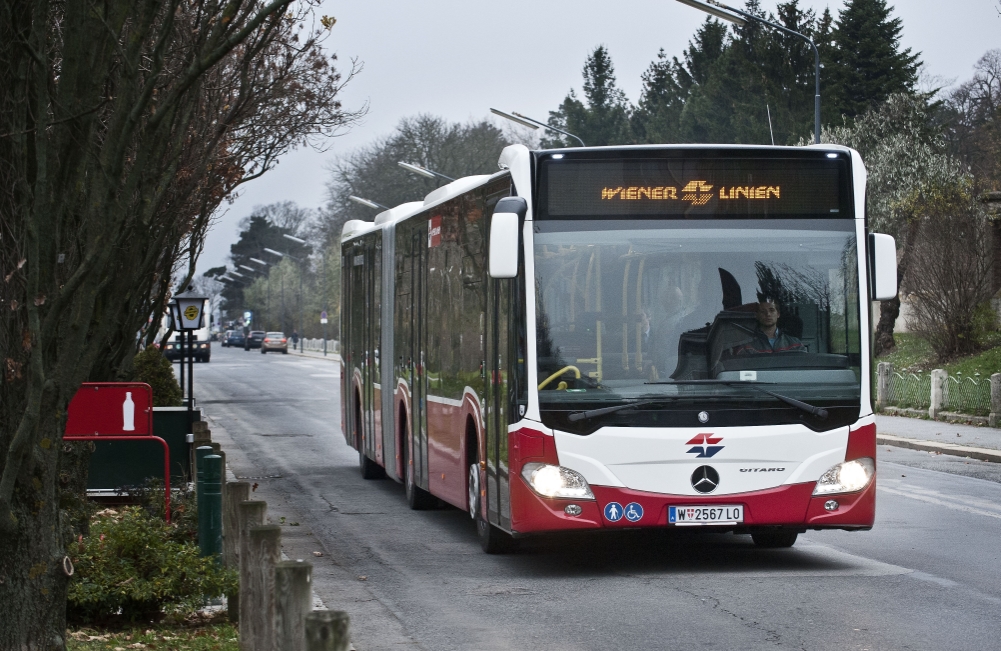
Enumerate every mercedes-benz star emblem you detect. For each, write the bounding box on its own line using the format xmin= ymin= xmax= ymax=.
xmin=691 ymin=465 xmax=720 ymax=494
xmin=698 ymin=411 xmax=709 ymax=423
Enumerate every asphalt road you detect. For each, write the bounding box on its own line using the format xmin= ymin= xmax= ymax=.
xmin=194 ymin=344 xmax=1001 ymax=651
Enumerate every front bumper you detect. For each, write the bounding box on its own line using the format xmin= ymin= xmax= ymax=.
xmin=509 ymin=475 xmax=875 ymax=535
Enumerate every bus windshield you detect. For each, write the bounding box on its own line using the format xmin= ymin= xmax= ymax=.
xmin=533 ymin=219 xmax=862 ymax=432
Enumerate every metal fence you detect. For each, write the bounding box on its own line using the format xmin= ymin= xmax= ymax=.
xmin=300 ymin=338 xmax=338 ymax=354
xmin=946 ymin=373 xmax=992 ymax=416
xmin=885 ymin=372 xmax=932 ymax=410
xmin=879 ymin=364 xmax=997 ymax=419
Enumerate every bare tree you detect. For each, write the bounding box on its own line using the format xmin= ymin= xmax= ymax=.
xmin=823 ymin=93 xmax=965 ymax=355
xmin=944 ymin=50 xmax=1001 ymax=190
xmin=0 ymin=1 xmax=358 ymax=645
xmin=318 ymin=114 xmax=511 ymax=244
xmin=905 ymin=181 xmax=994 ymax=359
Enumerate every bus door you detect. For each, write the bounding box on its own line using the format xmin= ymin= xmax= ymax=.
xmin=410 ymin=229 xmax=429 ymax=490
xmin=347 ymin=241 xmax=368 ymax=449
xmin=485 ymin=274 xmax=512 ymax=530
xmin=363 ymin=236 xmax=377 ymax=461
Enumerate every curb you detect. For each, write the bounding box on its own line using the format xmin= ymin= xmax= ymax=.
xmin=877 ymin=434 xmax=1001 ymax=463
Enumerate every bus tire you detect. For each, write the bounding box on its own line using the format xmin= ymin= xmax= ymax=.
xmin=470 ymin=463 xmax=516 ymax=553
xmin=751 ymin=530 xmax=798 ymax=548
xmin=359 ymin=448 xmax=385 ymax=480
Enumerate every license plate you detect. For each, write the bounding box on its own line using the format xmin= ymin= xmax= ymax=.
xmin=669 ymin=505 xmax=743 ymax=526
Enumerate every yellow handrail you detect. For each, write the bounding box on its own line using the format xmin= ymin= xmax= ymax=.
xmin=538 ymin=365 xmax=581 ymax=390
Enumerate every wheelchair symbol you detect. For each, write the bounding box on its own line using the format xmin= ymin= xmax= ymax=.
xmin=624 ymin=502 xmax=644 ymax=522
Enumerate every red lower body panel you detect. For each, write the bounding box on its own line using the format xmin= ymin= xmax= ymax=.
xmin=510 ymin=475 xmax=875 ymax=535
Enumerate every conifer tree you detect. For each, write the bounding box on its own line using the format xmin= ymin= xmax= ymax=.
xmin=544 ymin=46 xmax=632 ymax=147
xmin=828 ymin=0 xmax=921 ymax=119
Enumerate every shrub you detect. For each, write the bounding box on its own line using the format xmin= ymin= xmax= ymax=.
xmin=120 ymin=478 xmax=198 ymax=545
xmin=68 ymin=507 xmax=236 ymax=623
xmin=131 ymin=346 xmax=182 ymax=407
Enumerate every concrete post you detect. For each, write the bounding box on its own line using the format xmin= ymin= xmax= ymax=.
xmin=246 ymin=525 xmax=282 ymax=651
xmin=929 ymin=369 xmax=948 ymax=419
xmin=238 ymin=501 xmax=267 ymax=648
xmin=990 ymin=373 xmax=1001 ymax=427
xmin=305 ymin=611 xmax=350 ymax=651
xmin=275 ymin=560 xmax=313 ymax=651
xmin=224 ymin=481 xmax=250 ymax=623
xmin=876 ymin=362 xmax=893 ymax=410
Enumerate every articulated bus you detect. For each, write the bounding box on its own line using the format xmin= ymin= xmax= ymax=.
xmin=340 ymin=144 xmax=898 ymax=552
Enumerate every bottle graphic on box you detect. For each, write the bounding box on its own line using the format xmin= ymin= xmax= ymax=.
xmin=123 ymin=392 xmax=135 ymax=431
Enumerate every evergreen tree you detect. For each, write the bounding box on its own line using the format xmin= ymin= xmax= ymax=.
xmin=543 ymin=46 xmax=632 ymax=147
xmin=828 ymin=0 xmax=921 ymax=120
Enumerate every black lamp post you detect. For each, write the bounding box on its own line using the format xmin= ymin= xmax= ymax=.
xmin=173 ymin=287 xmax=208 ymax=434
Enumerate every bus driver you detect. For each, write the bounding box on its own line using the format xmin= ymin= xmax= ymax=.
xmin=732 ymin=299 xmax=806 ymax=355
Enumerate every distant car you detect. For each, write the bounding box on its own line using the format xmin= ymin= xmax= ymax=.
xmin=225 ymin=331 xmax=245 ymax=348
xmin=245 ymin=331 xmax=266 ymax=350
xmin=163 ymin=337 xmax=211 ymax=362
xmin=261 ymin=332 xmax=289 ymax=354
xmin=220 ymin=330 xmax=232 ymax=347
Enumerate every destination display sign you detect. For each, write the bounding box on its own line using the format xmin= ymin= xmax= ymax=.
xmin=539 ymin=158 xmax=848 ymax=218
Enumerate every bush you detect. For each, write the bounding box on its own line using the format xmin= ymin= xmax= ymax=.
xmin=68 ymin=507 xmax=236 ymax=623
xmin=120 ymin=478 xmax=198 ymax=545
xmin=132 ymin=346 xmax=182 ymax=407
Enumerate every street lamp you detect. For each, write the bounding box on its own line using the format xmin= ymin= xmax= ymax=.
xmin=173 ymin=287 xmax=207 ymax=436
xmin=675 ymin=0 xmax=821 ymax=144
xmin=490 ymin=108 xmax=586 ymax=147
xmin=249 ymin=258 xmax=268 ymax=267
xmin=229 ymin=270 xmax=246 ymax=278
xmin=348 ymin=195 xmax=390 ymax=210
xmin=398 ymin=161 xmax=455 ymax=182
xmin=283 ymin=234 xmax=308 ymax=352
xmin=238 ymin=264 xmax=258 ymax=274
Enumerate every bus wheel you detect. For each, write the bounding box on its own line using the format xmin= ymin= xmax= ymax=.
xmin=469 ymin=463 xmax=516 ymax=554
xmin=403 ymin=441 xmax=436 ymax=510
xmin=359 ymin=448 xmax=385 ymax=480
xmin=751 ymin=530 xmax=799 ymax=548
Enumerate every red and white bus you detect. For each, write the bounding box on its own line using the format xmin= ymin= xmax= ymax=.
xmin=340 ymin=144 xmax=897 ymax=552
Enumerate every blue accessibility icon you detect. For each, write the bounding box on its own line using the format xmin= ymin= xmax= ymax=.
xmin=603 ymin=502 xmax=624 ymax=522
xmin=624 ymin=502 xmax=644 ymax=522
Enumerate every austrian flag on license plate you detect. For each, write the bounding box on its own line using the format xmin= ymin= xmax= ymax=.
xmin=669 ymin=505 xmax=744 ymax=525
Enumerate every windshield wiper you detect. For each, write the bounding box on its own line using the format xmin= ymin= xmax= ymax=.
xmin=567 ymin=399 xmax=675 ymax=422
xmin=645 ymin=380 xmax=829 ymax=419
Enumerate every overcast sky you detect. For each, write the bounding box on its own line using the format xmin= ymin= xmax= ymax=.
xmin=199 ymin=0 xmax=1001 ymax=273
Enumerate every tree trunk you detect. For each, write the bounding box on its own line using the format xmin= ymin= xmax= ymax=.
xmin=0 ymin=416 xmax=71 ymax=651
xmin=873 ymin=215 xmax=922 ymax=357
xmin=874 ymin=296 xmax=901 ymax=357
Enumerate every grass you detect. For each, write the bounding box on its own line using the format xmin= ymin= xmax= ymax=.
xmin=67 ymin=621 xmax=237 ymax=651
xmin=878 ymin=332 xmax=1001 ymax=379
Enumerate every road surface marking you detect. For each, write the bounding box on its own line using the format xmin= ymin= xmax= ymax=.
xmin=878 ymin=485 xmax=1001 ymax=520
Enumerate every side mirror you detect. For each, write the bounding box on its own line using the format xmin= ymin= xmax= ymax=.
xmin=489 ymin=197 xmax=527 ymax=279
xmin=869 ymin=233 xmax=897 ymax=301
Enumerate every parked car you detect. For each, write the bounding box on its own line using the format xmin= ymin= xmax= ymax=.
xmin=225 ymin=331 xmax=246 ymax=348
xmin=245 ymin=331 xmax=266 ymax=350
xmin=163 ymin=337 xmax=211 ymax=362
xmin=261 ymin=332 xmax=289 ymax=354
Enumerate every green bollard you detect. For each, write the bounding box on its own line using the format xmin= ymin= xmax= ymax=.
xmin=199 ymin=454 xmax=223 ymax=558
xmin=195 ymin=446 xmax=213 ymax=542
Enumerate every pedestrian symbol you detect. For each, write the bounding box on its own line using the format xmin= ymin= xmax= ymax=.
xmin=603 ymin=502 xmax=624 ymax=522
xmin=624 ymin=502 xmax=644 ymax=522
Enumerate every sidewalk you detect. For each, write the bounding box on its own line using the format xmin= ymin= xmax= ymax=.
xmin=285 ymin=347 xmax=341 ymax=363
xmin=875 ymin=414 xmax=1001 ymax=462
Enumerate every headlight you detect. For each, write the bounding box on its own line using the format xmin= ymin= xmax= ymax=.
xmin=521 ymin=462 xmax=594 ymax=500
xmin=813 ymin=458 xmax=875 ymax=495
